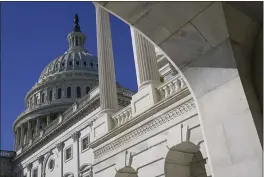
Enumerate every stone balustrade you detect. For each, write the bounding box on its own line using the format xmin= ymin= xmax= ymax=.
xmin=156 ymin=75 xmax=187 ymax=100
xmin=112 ymin=105 xmax=132 ymax=127
xmin=0 ymin=150 xmax=16 ymax=158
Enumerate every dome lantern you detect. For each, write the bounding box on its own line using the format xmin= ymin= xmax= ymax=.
xmin=67 ymin=14 xmax=86 ymax=52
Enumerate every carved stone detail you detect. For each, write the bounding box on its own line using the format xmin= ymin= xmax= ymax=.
xmin=38 ymin=155 xmax=44 ymax=164
xmin=94 ymin=99 xmax=195 ymax=159
xmin=56 ymin=142 xmax=65 ymax=151
xmin=71 ymin=131 xmax=80 ymax=142
xmin=26 ymin=163 xmax=33 ymax=170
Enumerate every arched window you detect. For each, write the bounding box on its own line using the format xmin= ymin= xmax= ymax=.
xmin=90 ymin=63 xmax=93 ymax=68
xmin=41 ymin=93 xmax=45 ymax=103
xmin=58 ymin=88 xmax=62 ymax=99
xmin=76 ymin=87 xmax=81 ymax=98
xmin=86 ymin=87 xmax=90 ymax=94
xmin=67 ymin=87 xmax=71 ymax=98
xmin=84 ymin=61 xmax=87 ymax=66
xmin=49 ymin=90 xmax=53 ymax=101
xmin=69 ymin=61 xmax=72 ymax=66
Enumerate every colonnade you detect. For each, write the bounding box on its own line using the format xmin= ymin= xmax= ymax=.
xmin=94 ymin=4 xmax=160 ymax=114
xmin=15 ymin=5 xmax=161 ymax=151
xmin=14 ymin=114 xmax=58 ymax=150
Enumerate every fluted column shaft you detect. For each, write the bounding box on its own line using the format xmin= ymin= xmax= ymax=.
xmin=28 ymin=120 xmax=32 ymax=140
xmin=95 ymin=5 xmax=118 ymax=112
xmin=130 ymin=27 xmax=160 ymax=90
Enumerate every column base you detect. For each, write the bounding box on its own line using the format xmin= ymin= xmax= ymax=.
xmin=131 ymin=82 xmax=159 ymax=117
xmin=92 ymin=111 xmax=116 ymax=141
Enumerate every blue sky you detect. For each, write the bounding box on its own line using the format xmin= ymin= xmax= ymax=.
xmin=1 ymin=2 xmax=137 ymax=150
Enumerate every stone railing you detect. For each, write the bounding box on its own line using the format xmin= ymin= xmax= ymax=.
xmin=156 ymin=75 xmax=187 ymax=100
xmin=112 ymin=105 xmax=132 ymax=127
xmin=117 ymin=88 xmax=136 ymax=97
xmin=0 ymin=150 xmax=16 ymax=158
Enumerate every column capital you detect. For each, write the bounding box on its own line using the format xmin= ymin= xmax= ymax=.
xmin=56 ymin=142 xmax=65 ymax=151
xmin=38 ymin=155 xmax=44 ymax=164
xmin=26 ymin=163 xmax=33 ymax=170
xmin=71 ymin=131 xmax=80 ymax=142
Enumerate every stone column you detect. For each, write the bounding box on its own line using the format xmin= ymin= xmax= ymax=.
xmin=95 ymin=4 xmax=118 ymax=113
xmin=130 ymin=27 xmax=160 ymax=90
xmin=56 ymin=142 xmax=64 ymax=177
xmin=130 ymin=27 xmax=160 ymax=116
xmin=16 ymin=127 xmax=21 ymax=149
xmin=71 ymin=132 xmax=80 ymax=177
xmin=47 ymin=115 xmax=51 ymax=125
xmin=26 ymin=163 xmax=32 ymax=177
xmin=28 ymin=120 xmax=32 ymax=140
xmin=38 ymin=155 xmax=44 ymax=177
xmin=20 ymin=125 xmax=23 ymax=147
xmin=36 ymin=118 xmax=40 ymax=134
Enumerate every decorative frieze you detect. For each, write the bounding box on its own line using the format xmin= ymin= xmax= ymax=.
xmin=94 ymin=99 xmax=196 ymax=159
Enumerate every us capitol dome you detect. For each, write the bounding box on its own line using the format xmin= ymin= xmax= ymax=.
xmin=12 ymin=14 xmax=133 ymax=150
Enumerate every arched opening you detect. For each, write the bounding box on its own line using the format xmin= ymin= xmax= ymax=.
xmin=79 ymin=164 xmax=92 ymax=177
xmin=165 ymin=142 xmax=208 ymax=177
xmin=76 ymin=87 xmax=81 ymax=98
xmin=64 ymin=172 xmax=74 ymax=177
xmin=115 ymin=167 xmax=138 ymax=177
xmin=67 ymin=87 xmax=71 ymax=98
xmin=57 ymin=88 xmax=62 ymax=99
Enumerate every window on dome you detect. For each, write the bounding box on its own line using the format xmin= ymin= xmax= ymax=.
xmin=76 ymin=61 xmax=79 ymax=65
xmin=76 ymin=87 xmax=81 ymax=98
xmin=58 ymin=88 xmax=62 ymax=99
xmin=49 ymin=90 xmax=53 ymax=101
xmin=84 ymin=62 xmax=87 ymax=66
xmin=90 ymin=63 xmax=93 ymax=68
xmin=86 ymin=87 xmax=90 ymax=94
xmin=55 ymin=64 xmax=58 ymax=69
xmin=69 ymin=61 xmax=72 ymax=66
xmin=67 ymin=87 xmax=71 ymax=98
xmin=62 ymin=62 xmax=65 ymax=67
xmin=41 ymin=93 xmax=45 ymax=103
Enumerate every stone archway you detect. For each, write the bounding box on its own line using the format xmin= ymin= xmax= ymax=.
xmin=93 ymin=2 xmax=262 ymax=177
xmin=165 ymin=142 xmax=208 ymax=177
xmin=115 ymin=167 xmax=138 ymax=177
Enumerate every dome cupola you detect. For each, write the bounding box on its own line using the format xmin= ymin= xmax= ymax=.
xmin=67 ymin=14 xmax=86 ymax=52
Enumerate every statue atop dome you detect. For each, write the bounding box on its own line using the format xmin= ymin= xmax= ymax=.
xmin=73 ymin=13 xmax=81 ymax=32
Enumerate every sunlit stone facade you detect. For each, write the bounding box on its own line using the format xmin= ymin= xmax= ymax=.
xmin=4 ymin=2 xmax=262 ymax=177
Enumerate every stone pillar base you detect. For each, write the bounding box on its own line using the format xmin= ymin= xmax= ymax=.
xmin=92 ymin=111 xmax=115 ymax=141
xmin=131 ymin=82 xmax=159 ymax=117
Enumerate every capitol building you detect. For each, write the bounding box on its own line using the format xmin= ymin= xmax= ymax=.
xmin=1 ymin=2 xmax=263 ymax=177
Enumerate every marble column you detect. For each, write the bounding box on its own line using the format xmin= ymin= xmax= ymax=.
xmin=95 ymin=4 xmax=118 ymax=113
xmin=130 ymin=27 xmax=160 ymax=90
xmin=26 ymin=163 xmax=32 ymax=177
xmin=56 ymin=142 xmax=64 ymax=177
xmin=20 ymin=125 xmax=23 ymax=147
xmin=38 ymin=155 xmax=44 ymax=177
xmin=36 ymin=118 xmax=40 ymax=134
xmin=28 ymin=120 xmax=32 ymax=140
xmin=71 ymin=132 xmax=80 ymax=177
xmin=47 ymin=115 xmax=50 ymax=125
